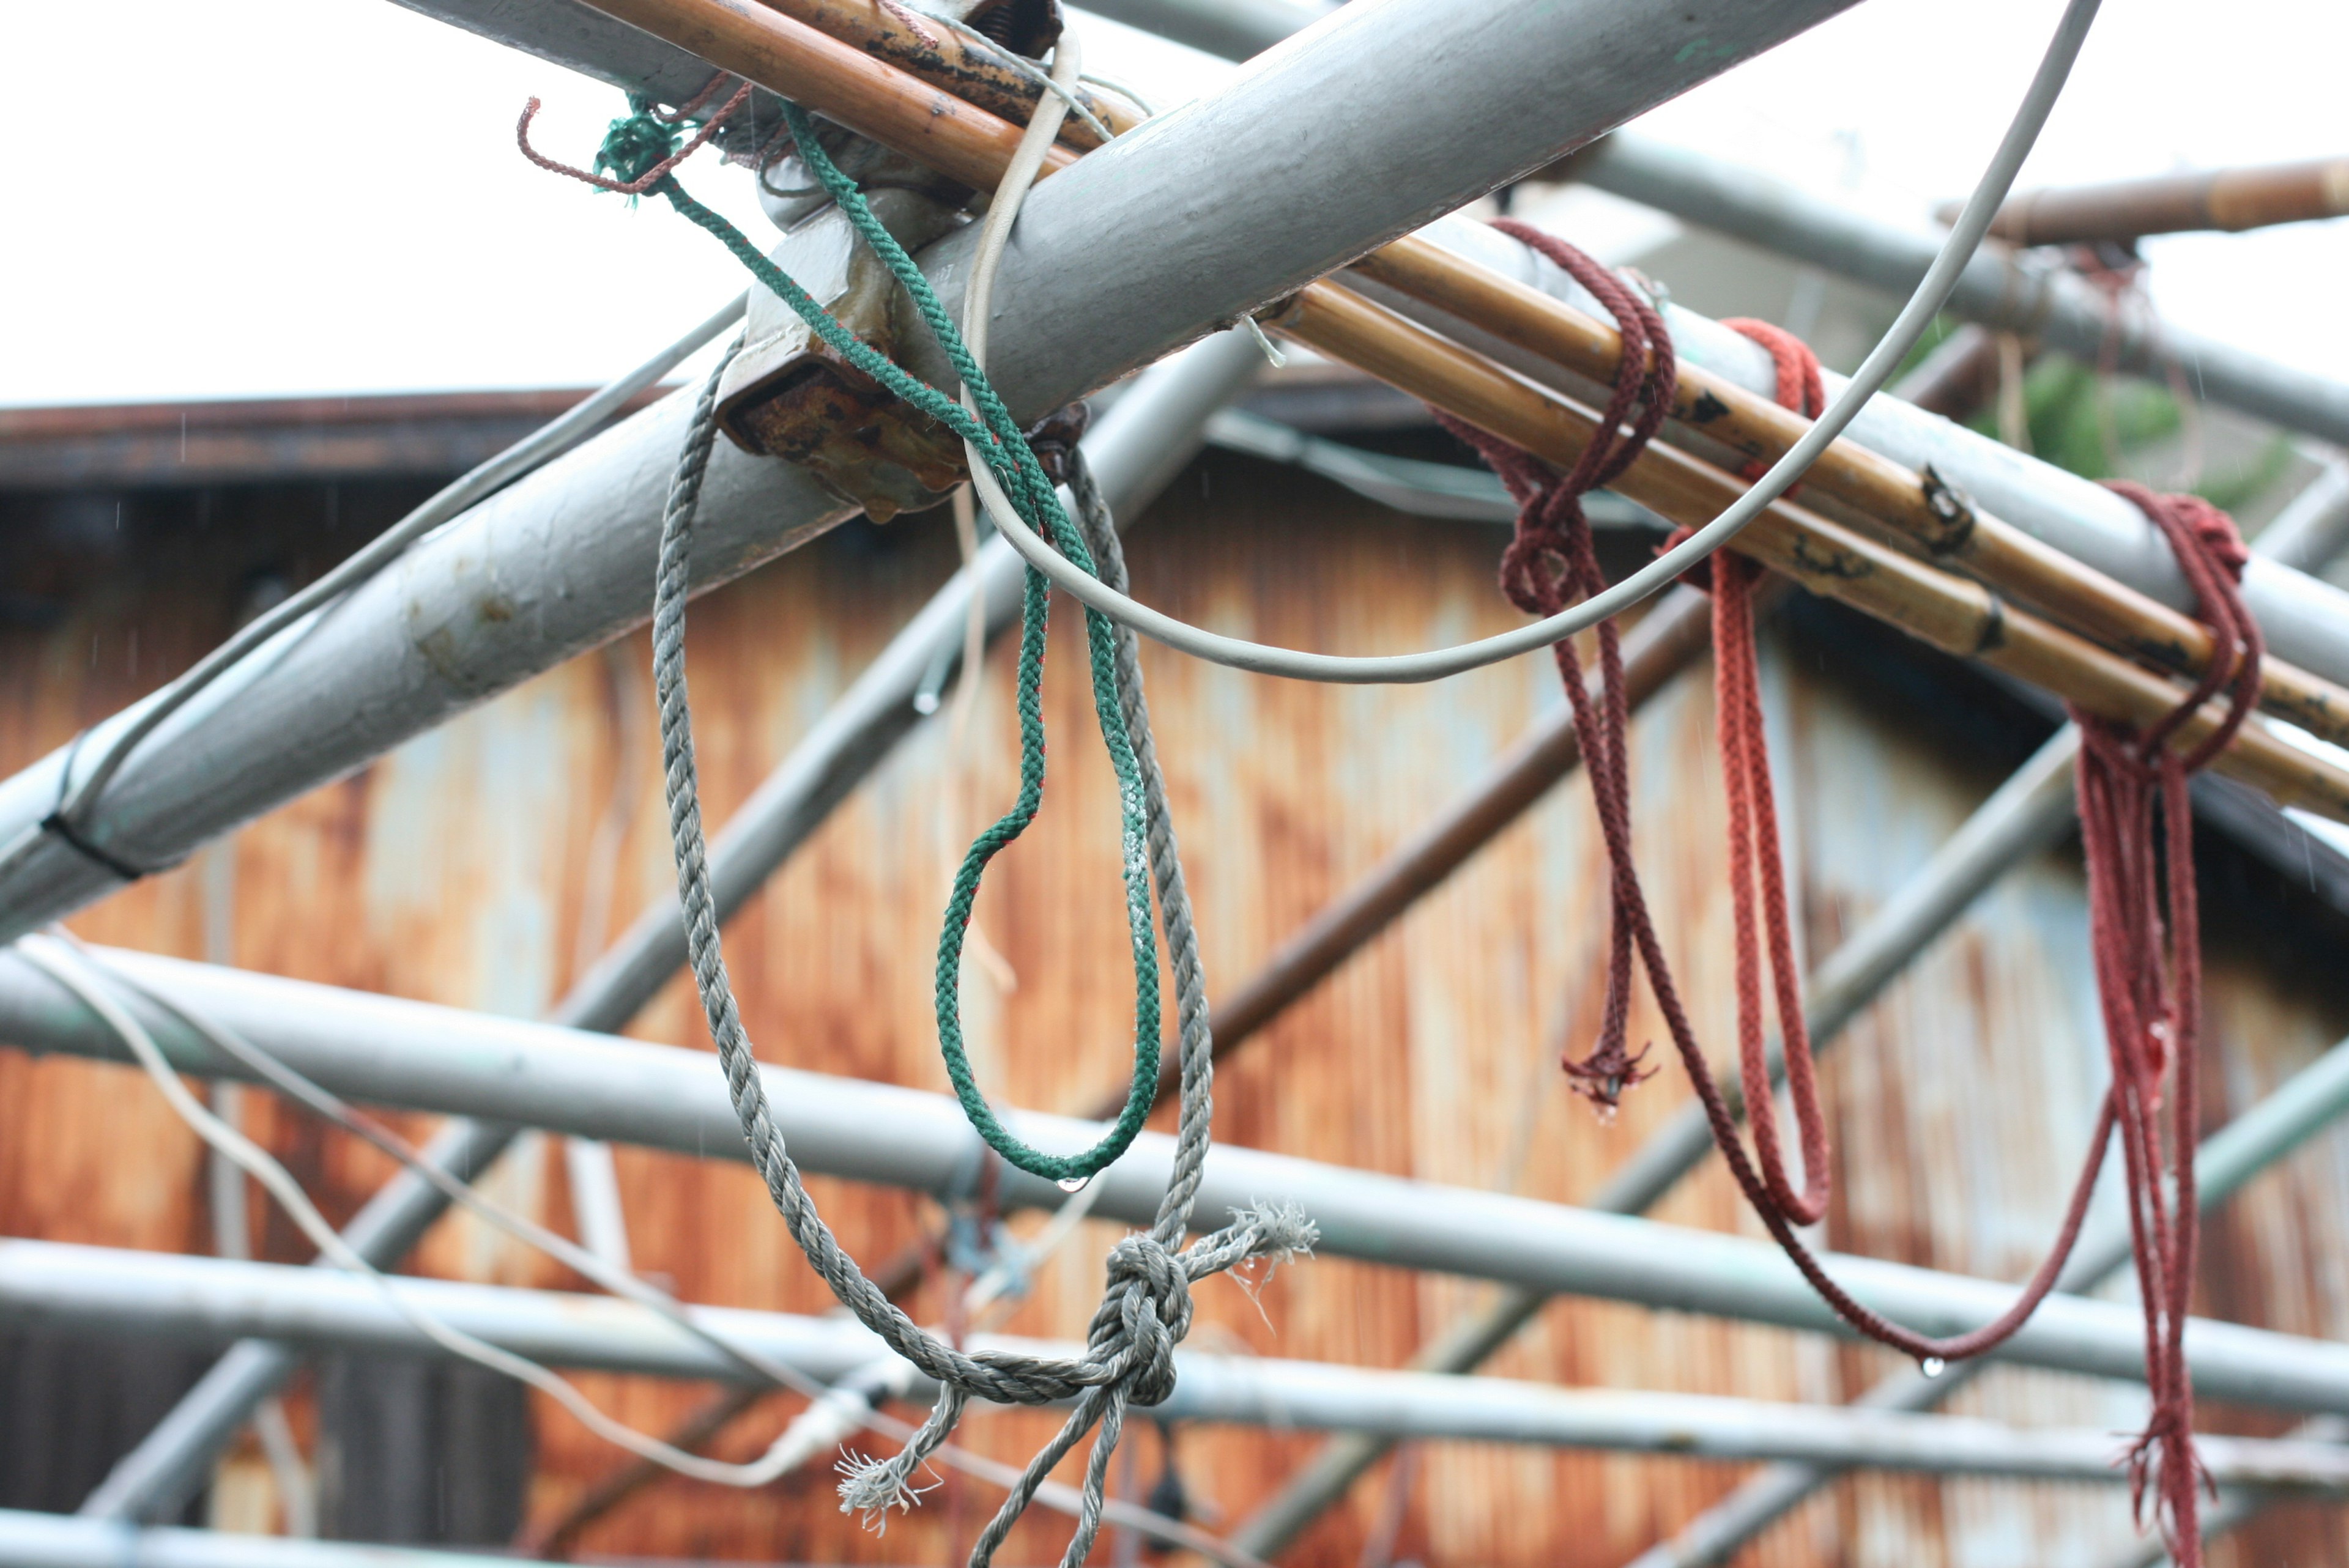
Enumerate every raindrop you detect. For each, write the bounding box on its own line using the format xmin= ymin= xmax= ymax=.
xmin=1056 ymin=1175 xmax=1091 ymax=1194
xmin=1920 ymin=1356 xmax=1946 ymax=1378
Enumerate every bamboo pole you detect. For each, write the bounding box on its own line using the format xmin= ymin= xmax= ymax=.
xmin=1267 ymin=283 xmax=2349 ymax=822
xmin=760 ymin=0 xmax=1141 ymax=147
xmin=582 ymin=0 xmax=1075 ymax=190
xmin=1350 ymin=237 xmax=2349 ymax=750
xmin=1940 ymin=157 xmax=2349 ymax=246
xmin=603 ymin=0 xmax=2349 ymax=813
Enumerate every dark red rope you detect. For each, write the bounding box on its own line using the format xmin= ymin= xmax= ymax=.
xmin=1436 ymin=217 xmax=1678 ymax=1110
xmin=1444 ymin=223 xmax=2130 ymax=1371
xmin=2069 ymin=483 xmax=2258 ymax=1567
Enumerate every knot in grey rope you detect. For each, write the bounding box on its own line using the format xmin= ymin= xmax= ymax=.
xmin=654 ymin=339 xmax=1312 ymax=1568
xmin=1093 ymin=1232 xmax=1190 ymax=1406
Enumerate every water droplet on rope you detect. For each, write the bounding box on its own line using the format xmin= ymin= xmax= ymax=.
xmin=1056 ymin=1175 xmax=1091 ymax=1194
xmin=1920 ymin=1356 xmax=1946 ymax=1378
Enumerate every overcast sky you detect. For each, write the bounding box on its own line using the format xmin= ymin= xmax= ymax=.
xmin=4 ymin=0 xmax=2343 ymax=410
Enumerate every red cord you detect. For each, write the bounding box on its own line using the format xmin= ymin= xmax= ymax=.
xmin=1451 ymin=233 xmax=2257 ymax=1566
xmin=2070 ymin=483 xmax=2258 ymax=1567
xmin=1446 ymin=228 xmax=2126 ymax=1355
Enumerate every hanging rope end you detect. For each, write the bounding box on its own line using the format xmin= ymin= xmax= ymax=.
xmin=1233 ymin=1198 xmax=1318 ymax=1265
xmin=1563 ymin=1039 xmax=1657 ymax=1117
xmin=836 ymin=1448 xmax=939 ymax=1531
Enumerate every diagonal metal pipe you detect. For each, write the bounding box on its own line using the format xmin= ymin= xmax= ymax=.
xmin=1086 ymin=0 xmax=2349 ymax=698
xmin=1227 ymin=724 xmax=2084 ymax=1556
xmin=0 ymin=0 xmax=1860 ymax=943
xmin=1564 ymin=132 xmax=2349 ymax=450
xmin=71 ymin=331 xmax=1266 ymax=1523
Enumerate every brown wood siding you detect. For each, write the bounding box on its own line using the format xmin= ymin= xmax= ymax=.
xmin=0 ymin=452 xmax=2343 ymax=1567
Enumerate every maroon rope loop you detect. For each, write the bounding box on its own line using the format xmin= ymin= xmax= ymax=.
xmin=1444 ymin=230 xmax=2129 ymax=1373
xmin=2061 ymin=483 xmax=2258 ymax=1567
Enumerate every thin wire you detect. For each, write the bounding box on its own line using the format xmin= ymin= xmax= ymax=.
xmin=29 ymin=933 xmax=1273 ymax=1568
xmin=967 ymin=0 xmax=2104 ymax=684
xmin=1078 ymin=71 xmax=1159 ymax=120
xmin=937 ymin=12 xmax=1118 ymax=144
xmin=0 ymin=292 xmax=749 ymax=883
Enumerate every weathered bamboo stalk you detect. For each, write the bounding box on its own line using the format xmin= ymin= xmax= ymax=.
xmin=1269 ymin=284 xmax=2349 ymax=821
xmin=576 ymin=0 xmax=2345 ymax=816
xmin=585 ymin=0 xmax=1075 ymax=189
xmin=1941 ymin=157 xmax=2349 ymax=245
xmin=671 ymin=0 xmax=2349 ymax=763
xmin=761 ymin=0 xmax=1141 ymax=147
xmin=1351 ymin=236 xmax=2349 ymax=749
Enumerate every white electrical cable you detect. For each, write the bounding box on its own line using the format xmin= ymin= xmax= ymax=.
xmin=967 ymin=0 xmax=2105 ymax=684
xmin=34 ymin=933 xmax=1268 ymax=1566
xmin=939 ymin=11 xmax=1118 ymax=144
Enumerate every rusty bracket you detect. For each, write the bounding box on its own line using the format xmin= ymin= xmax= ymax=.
xmin=716 ymin=190 xmax=971 ymax=522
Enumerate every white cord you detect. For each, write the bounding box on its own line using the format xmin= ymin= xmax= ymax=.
xmin=965 ymin=0 xmax=2105 ymax=684
xmin=940 ymin=11 xmax=1117 ymax=144
xmin=36 ymin=934 xmax=1267 ymax=1565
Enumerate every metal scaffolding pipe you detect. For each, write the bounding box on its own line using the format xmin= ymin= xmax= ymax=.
xmin=14 ymin=950 xmax=2349 ymax=1413
xmin=0 ymin=1509 xmax=582 ymax=1568
xmin=18 ymin=1241 xmax=2349 ymax=1495
xmin=1072 ymin=0 xmax=1337 ymax=61
xmin=1564 ymin=132 xmax=2349 ymax=449
xmin=1628 ymin=1030 xmax=2349 ymax=1567
xmin=0 ymin=0 xmax=1855 ymax=943
xmin=1089 ymin=0 xmax=2349 ymax=695
xmin=2100 ymin=1417 xmax=2349 ymax=1568
xmin=1367 ymin=212 xmax=2349 ymax=691
xmin=2256 ymin=457 xmax=2349 ymax=577
xmin=569 ymin=327 xmax=1266 ymax=1045
xmin=71 ymin=331 xmax=1266 ymax=1523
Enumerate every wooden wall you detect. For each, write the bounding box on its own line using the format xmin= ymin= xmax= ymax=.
xmin=1 ymin=451 xmax=2345 ymax=1568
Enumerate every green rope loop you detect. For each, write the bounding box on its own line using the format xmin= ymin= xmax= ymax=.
xmin=640 ymin=103 xmax=1162 ymax=1183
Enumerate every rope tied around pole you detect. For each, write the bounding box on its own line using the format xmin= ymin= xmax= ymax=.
xmin=1431 ymin=220 xmax=1676 ymax=1112
xmin=1447 ymin=221 xmax=2119 ymax=1363
xmin=525 ymin=84 xmax=1173 ymax=1186
xmin=533 ymin=82 xmax=1314 ymax=1568
xmin=1705 ymin=316 xmax=1832 ymax=1227
xmin=2073 ymin=483 xmax=2259 ymax=1567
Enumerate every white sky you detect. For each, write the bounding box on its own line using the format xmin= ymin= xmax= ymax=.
xmin=2 ymin=0 xmax=2343 ymax=409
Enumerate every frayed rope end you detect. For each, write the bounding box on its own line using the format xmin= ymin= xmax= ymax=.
xmin=835 ymin=1449 xmax=938 ymax=1533
xmin=1236 ymin=1198 xmax=1318 ymax=1264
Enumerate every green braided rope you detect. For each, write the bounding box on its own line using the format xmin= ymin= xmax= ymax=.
xmin=607 ymin=98 xmax=1160 ymax=1183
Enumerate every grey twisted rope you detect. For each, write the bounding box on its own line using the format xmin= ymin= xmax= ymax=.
xmin=653 ymin=346 xmax=1312 ymax=1568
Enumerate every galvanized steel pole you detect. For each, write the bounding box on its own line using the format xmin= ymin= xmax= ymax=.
xmin=69 ymin=332 xmax=1266 ymax=1523
xmin=1373 ymin=212 xmax=2349 ymax=690
xmin=1627 ymin=1027 xmax=2349 ymax=1568
xmin=1063 ymin=0 xmax=2349 ymax=712
xmin=1072 ymin=0 xmax=1337 ymax=61
xmin=20 ymin=1243 xmax=2349 ymax=1493
xmin=1566 ymin=132 xmax=2349 ymax=448
xmin=0 ymin=0 xmax=1861 ymax=943
xmin=15 ymin=951 xmax=2349 ymax=1413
